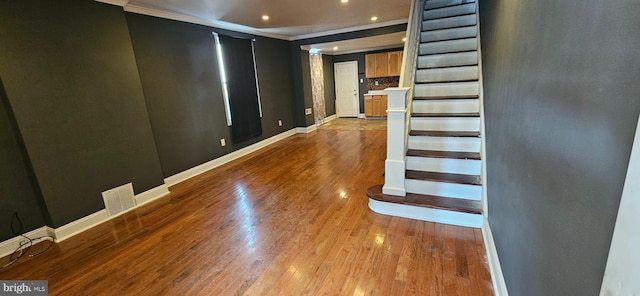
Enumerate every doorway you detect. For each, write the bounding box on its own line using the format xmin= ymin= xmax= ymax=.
xmin=334 ymin=61 xmax=359 ymax=118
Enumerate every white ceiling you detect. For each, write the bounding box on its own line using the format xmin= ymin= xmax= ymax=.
xmin=102 ymin=0 xmax=410 ymax=52
xmin=302 ymin=32 xmax=406 ymax=55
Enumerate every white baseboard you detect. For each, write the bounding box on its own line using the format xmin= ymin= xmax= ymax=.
xmin=324 ymin=114 xmax=338 ymax=123
xmin=295 ymin=125 xmax=317 ymax=134
xmin=165 ymin=128 xmax=298 ymax=186
xmin=358 ymin=113 xmax=366 ymax=119
xmin=482 ymin=219 xmax=509 ymax=296
xmin=135 ymin=184 xmax=170 ymax=206
xmin=0 ymin=227 xmax=55 ymax=259
xmin=55 ymin=183 xmax=171 ymax=242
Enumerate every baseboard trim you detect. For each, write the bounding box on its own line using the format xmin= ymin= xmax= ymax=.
xmin=0 ymin=227 xmax=55 ymax=259
xmin=55 ymin=183 xmax=171 ymax=242
xmin=135 ymin=184 xmax=170 ymax=206
xmin=482 ymin=219 xmax=509 ymax=295
xmin=324 ymin=114 xmax=338 ymax=123
xmin=358 ymin=113 xmax=366 ymax=119
xmin=165 ymin=128 xmax=298 ymax=186
xmin=295 ymin=125 xmax=317 ymax=134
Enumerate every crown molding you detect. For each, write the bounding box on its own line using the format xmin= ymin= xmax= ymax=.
xmin=289 ymin=19 xmax=408 ymax=41
xmin=123 ymin=4 xmax=290 ymax=40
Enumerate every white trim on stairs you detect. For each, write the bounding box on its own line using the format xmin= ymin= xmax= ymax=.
xmin=368 ymin=198 xmax=483 ymax=228
xmin=482 ymin=219 xmax=509 ymax=295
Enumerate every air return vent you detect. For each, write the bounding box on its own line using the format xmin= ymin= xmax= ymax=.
xmin=102 ymin=183 xmax=136 ymax=216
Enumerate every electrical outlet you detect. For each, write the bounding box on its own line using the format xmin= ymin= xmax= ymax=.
xmin=305 ymin=108 xmax=312 ymax=115
xmin=220 ymin=138 xmax=226 ymax=147
xmin=278 ymin=120 xmax=283 ymax=126
xmin=360 ymin=78 xmax=363 ymax=83
xmin=374 ymin=80 xmax=379 ymax=85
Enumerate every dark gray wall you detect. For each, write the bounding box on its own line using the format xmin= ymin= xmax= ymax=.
xmin=127 ymin=14 xmax=296 ymax=177
xmin=0 ymin=0 xmax=165 ymax=227
xmin=0 ymin=78 xmax=48 ymax=239
xmin=479 ymin=0 xmax=640 ymax=295
xmin=322 ymin=55 xmax=336 ymax=116
xmin=300 ymin=50 xmax=315 ymax=126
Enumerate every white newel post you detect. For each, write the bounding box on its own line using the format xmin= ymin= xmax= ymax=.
xmin=383 ymin=87 xmax=410 ymax=196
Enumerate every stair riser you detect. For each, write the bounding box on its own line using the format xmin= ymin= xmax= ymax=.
xmin=413 ymin=99 xmax=479 ymax=113
xmin=414 ymin=81 xmax=479 ymax=98
xmin=418 ymin=52 xmax=478 ymax=68
xmin=423 ymin=15 xmax=476 ymax=31
xmin=405 ymin=179 xmax=482 ymax=200
xmin=416 ymin=66 xmax=478 ymax=83
xmin=411 ymin=117 xmax=480 ymax=132
xmin=420 ymin=38 xmax=477 ymax=55
xmin=406 ymin=156 xmax=481 ymax=175
xmin=425 ymin=0 xmax=476 ymax=10
xmin=423 ymin=3 xmax=476 ymax=20
xmin=369 ymin=199 xmax=482 ymax=228
xmin=421 ymin=26 xmax=477 ymax=43
xmin=408 ymin=136 xmax=481 ymax=152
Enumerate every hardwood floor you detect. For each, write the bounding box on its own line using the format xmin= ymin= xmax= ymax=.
xmin=0 ymin=128 xmax=493 ymax=295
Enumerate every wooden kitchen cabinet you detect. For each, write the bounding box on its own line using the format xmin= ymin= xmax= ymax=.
xmin=387 ymin=51 xmax=403 ymax=76
xmin=364 ymin=95 xmax=387 ymax=117
xmin=365 ymin=51 xmax=403 ymax=78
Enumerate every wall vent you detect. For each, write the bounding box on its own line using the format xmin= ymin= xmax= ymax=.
xmin=102 ymin=183 xmax=136 ymax=216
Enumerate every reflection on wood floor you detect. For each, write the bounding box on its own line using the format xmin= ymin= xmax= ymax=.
xmin=318 ymin=117 xmax=387 ymax=131
xmin=0 ymin=127 xmax=492 ymax=295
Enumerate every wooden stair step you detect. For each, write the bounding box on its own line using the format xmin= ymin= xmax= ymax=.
xmin=412 ymin=112 xmax=479 ymax=117
xmin=366 ymin=184 xmax=482 ymax=215
xmin=405 ymin=170 xmax=482 ymax=185
xmin=409 ymin=130 xmax=480 ymax=137
xmin=407 ymin=149 xmax=481 ymax=160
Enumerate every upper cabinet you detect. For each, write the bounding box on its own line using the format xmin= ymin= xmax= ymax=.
xmin=365 ymin=51 xmax=403 ymax=78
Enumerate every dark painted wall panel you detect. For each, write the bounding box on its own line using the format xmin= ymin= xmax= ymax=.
xmin=322 ymin=55 xmax=336 ymax=116
xmin=0 ymin=78 xmax=47 ymax=238
xmin=0 ymin=0 xmax=165 ymax=227
xmin=127 ymin=14 xmax=297 ymax=177
xmin=479 ymin=0 xmax=640 ymax=295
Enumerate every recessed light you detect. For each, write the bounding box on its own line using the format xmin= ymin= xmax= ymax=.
xmin=341 ymin=0 xmax=348 ymax=3
xmin=371 ymin=16 xmax=378 ymax=21
xmin=402 ymin=37 xmax=407 ymax=42
xmin=262 ymin=15 xmax=270 ymax=21
xmin=333 ymin=46 xmax=339 ymax=51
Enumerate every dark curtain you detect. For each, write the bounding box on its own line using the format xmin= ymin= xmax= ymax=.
xmin=219 ymin=35 xmax=262 ymax=143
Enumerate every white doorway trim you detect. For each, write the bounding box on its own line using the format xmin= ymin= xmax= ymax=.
xmin=334 ymin=61 xmax=359 ymax=118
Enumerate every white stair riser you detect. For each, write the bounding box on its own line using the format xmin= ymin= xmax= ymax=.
xmin=423 ymin=3 xmax=476 ymax=20
xmin=421 ymin=26 xmax=477 ymax=43
xmin=423 ymin=14 xmax=476 ymax=31
xmin=420 ymin=38 xmax=477 ymax=55
xmin=414 ymin=81 xmax=479 ymax=98
xmin=405 ymin=179 xmax=482 ymax=201
xmin=369 ymin=199 xmax=482 ymax=228
xmin=411 ymin=117 xmax=480 ymax=131
xmin=416 ymin=66 xmax=478 ymax=83
xmin=406 ymin=156 xmax=482 ymax=175
xmin=418 ymin=52 xmax=478 ymax=68
xmin=425 ymin=0 xmax=476 ymax=11
xmin=413 ymin=99 xmax=479 ymax=113
xmin=408 ymin=136 xmax=481 ymax=152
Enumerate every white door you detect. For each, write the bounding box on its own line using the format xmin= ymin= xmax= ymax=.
xmin=334 ymin=61 xmax=359 ymax=117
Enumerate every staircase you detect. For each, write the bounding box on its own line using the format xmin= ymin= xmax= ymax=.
xmin=367 ymin=0 xmax=484 ymax=228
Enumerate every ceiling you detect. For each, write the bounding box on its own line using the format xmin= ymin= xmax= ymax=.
xmin=104 ymin=0 xmax=410 ymax=51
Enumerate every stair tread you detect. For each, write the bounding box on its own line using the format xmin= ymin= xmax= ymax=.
xmin=405 ymin=170 xmax=482 ymax=185
xmin=367 ymin=184 xmax=482 ymax=215
xmin=413 ymin=94 xmax=479 ymax=100
xmin=412 ymin=112 xmax=480 ymax=117
xmin=409 ymin=130 xmax=480 ymax=137
xmin=407 ymin=149 xmax=481 ymax=160
xmin=415 ymin=79 xmax=478 ymax=84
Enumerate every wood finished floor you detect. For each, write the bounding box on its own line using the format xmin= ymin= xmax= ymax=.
xmin=0 ymin=125 xmax=493 ymax=295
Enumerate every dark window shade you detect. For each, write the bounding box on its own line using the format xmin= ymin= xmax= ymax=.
xmin=219 ymin=35 xmax=262 ymax=143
